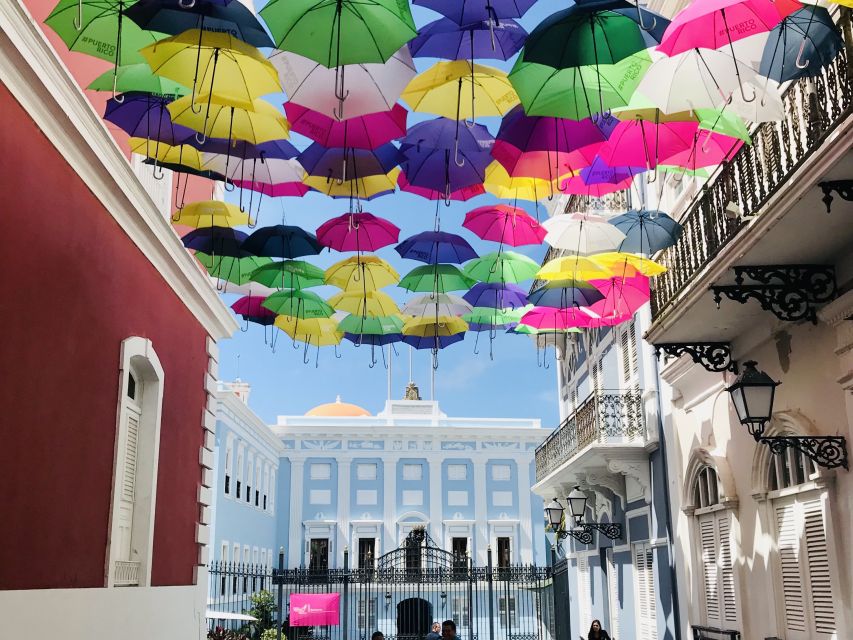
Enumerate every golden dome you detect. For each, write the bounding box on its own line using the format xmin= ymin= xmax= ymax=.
xmin=305 ymin=395 xmax=371 ymax=417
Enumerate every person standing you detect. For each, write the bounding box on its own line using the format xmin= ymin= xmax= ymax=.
xmin=426 ymin=622 xmax=441 ymax=640
xmin=587 ymin=619 xmax=612 ymax=640
xmin=441 ymin=620 xmax=461 ymax=640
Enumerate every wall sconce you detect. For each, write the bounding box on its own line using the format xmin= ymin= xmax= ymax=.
xmin=545 ymin=488 xmax=623 ymax=545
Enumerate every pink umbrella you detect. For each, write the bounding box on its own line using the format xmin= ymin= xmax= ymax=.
xmin=284 ymin=103 xmax=408 ymax=150
xmin=661 ymin=131 xmax=743 ymax=169
xmin=398 ymin=171 xmax=485 ymax=201
xmin=231 ymin=296 xmax=276 ymax=317
xmin=559 ymin=175 xmax=635 ymax=197
xmin=316 ymin=212 xmax=400 ymax=252
xmin=597 ymin=120 xmax=702 ymax=177
xmin=491 ymin=140 xmax=601 ymax=180
xmin=520 ymin=306 xmax=597 ymax=330
xmin=588 ymin=275 xmax=650 ymax=319
xmin=233 ymin=180 xmax=313 ymax=197
xmin=463 ymin=204 xmax=546 ymax=247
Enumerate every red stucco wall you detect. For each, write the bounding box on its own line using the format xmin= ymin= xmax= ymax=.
xmin=0 ymin=84 xmax=208 ymax=589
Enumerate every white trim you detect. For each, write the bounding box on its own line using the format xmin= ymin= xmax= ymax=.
xmin=0 ymin=0 xmax=237 ymax=340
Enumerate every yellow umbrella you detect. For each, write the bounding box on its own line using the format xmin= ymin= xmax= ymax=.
xmin=325 ymin=256 xmax=400 ymax=291
xmin=402 ymin=60 xmax=519 ymax=121
xmin=536 ymin=256 xmax=614 ymax=281
xmin=173 ymin=200 xmax=249 ymax=227
xmin=592 ymin=252 xmax=667 ymax=277
xmin=827 ymin=0 xmax=853 ymax=7
xmin=328 ymin=291 xmax=401 ymax=317
xmin=484 ymin=161 xmax=566 ymax=202
xmin=303 ymin=168 xmax=400 ymax=200
xmin=275 ymin=315 xmax=343 ymax=346
xmin=128 ymin=137 xmax=204 ymax=171
xmin=402 ymin=315 xmax=468 ymax=337
xmin=168 ymin=95 xmax=290 ymax=143
xmin=141 ymin=30 xmax=280 ymax=111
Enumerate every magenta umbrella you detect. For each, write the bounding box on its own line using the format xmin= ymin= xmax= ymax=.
xmin=231 ymin=296 xmax=276 ymax=318
xmin=661 ymin=131 xmax=743 ymax=169
xmin=316 ymin=212 xmax=401 ymax=252
xmin=463 ymin=204 xmax=545 ymax=246
xmin=588 ymin=274 xmax=650 ymax=319
xmin=233 ymin=180 xmax=313 ymax=197
xmin=284 ymin=103 xmax=408 ymax=150
xmin=520 ymin=306 xmax=597 ymax=330
xmin=559 ymin=175 xmax=635 ymax=197
xmin=597 ymin=120 xmax=700 ymax=177
xmin=398 ymin=171 xmax=485 ymax=201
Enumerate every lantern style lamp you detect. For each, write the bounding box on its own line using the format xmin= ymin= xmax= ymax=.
xmin=567 ymin=486 xmax=588 ymax=527
xmin=544 ymin=498 xmax=565 ymax=531
xmin=726 ymin=360 xmax=779 ymax=439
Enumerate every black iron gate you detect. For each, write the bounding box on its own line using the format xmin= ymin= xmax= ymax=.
xmin=208 ymin=529 xmax=558 ymax=640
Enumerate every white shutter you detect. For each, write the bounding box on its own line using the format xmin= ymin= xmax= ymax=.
xmin=802 ymin=499 xmax=836 ymax=636
xmin=578 ymin=555 xmax=592 ymax=633
xmin=122 ymin=410 xmax=140 ymax=502
xmin=606 ymin=548 xmax=620 ymax=640
xmin=634 ymin=543 xmax=658 ymax=640
xmin=776 ymin=501 xmax=807 ymax=633
xmin=698 ymin=516 xmax=720 ymax=624
xmin=718 ymin=514 xmax=737 ymax=625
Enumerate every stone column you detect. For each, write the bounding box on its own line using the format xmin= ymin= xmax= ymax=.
xmin=337 ymin=457 xmax=352 ymax=568
xmin=473 ymin=454 xmax=489 ymax=564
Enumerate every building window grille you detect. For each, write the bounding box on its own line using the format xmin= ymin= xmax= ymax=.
xmin=236 ymin=481 xmax=241 ymax=499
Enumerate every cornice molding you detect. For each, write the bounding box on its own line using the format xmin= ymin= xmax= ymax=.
xmin=0 ymin=0 xmax=237 ymax=340
xmin=818 ymin=288 xmax=853 ymax=327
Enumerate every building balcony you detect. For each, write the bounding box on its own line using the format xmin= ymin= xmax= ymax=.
xmin=647 ymin=21 xmax=853 ymax=344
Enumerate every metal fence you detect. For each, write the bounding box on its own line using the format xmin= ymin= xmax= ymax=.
xmin=208 ymin=530 xmax=557 ymax=640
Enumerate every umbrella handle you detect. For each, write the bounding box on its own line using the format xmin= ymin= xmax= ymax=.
xmin=701 ymin=128 xmax=713 ymax=154
xmin=335 ymin=345 xmax=341 ymax=359
xmin=473 ymin=331 xmax=480 ymax=355
xmin=635 ymin=2 xmax=657 ymax=31
xmin=795 ymin=39 xmax=810 ymax=69
xmin=224 ymin=179 xmax=235 ymax=192
xmin=179 ymin=0 xmax=195 ymax=7
xmin=195 ymin=130 xmax=207 ymax=145
xmin=336 ymin=157 xmax=347 ymax=185
xmin=152 ymin=163 xmax=165 ymax=180
xmin=453 ymin=141 xmax=466 ymax=168
xmin=73 ymin=0 xmax=83 ymax=30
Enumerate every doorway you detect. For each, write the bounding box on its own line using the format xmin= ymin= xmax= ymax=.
xmin=397 ymin=597 xmax=433 ymax=639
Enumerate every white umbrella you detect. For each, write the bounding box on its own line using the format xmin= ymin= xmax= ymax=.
xmin=202 ymin=155 xmax=305 ymax=184
xmin=542 ymin=213 xmax=626 ymax=255
xmin=402 ymin=293 xmax=473 ymax=317
xmin=205 ymin=610 xmax=258 ymax=622
xmin=636 ymin=48 xmax=783 ymax=122
xmin=270 ymin=47 xmax=416 ymax=120
xmin=211 ymin=280 xmax=277 ymax=297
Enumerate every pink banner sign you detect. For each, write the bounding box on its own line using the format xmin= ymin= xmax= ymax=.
xmin=289 ymin=592 xmax=341 ymax=626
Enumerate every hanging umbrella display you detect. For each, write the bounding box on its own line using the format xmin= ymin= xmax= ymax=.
xmin=233 ymin=180 xmax=313 ymax=197
xmin=242 ymin=225 xmax=322 ymax=259
xmin=328 ymin=290 xmax=401 ymax=317
xmin=537 ymin=255 xmax=614 ymax=281
xmin=520 ymin=306 xmax=597 ymax=330
xmin=400 ymin=117 xmax=494 ymax=160
xmin=196 ymin=253 xmax=272 ymax=286
xmin=592 ymin=252 xmax=667 ymax=277
xmin=177 ymin=200 xmax=249 ymax=227
xmin=398 ymin=172 xmax=485 ymax=201
xmin=759 ymin=6 xmax=844 ymax=83
xmin=204 ymin=155 xmax=305 ymax=185
xmin=542 ymin=213 xmax=627 ymax=255
xmin=232 ymin=296 xmax=278 ymax=320
xmin=104 ymin=92 xmax=195 ymax=145
xmin=338 ymin=314 xmax=404 ymax=335
xmin=577 ymin=156 xmax=644 ymax=189
xmin=275 ymin=315 xmax=343 ymax=345
xmin=528 ymin=280 xmax=605 ymax=308
xmin=400 ymin=145 xmax=492 ymax=196
xmin=399 ymin=264 xmax=476 ymax=293
xmin=325 ymin=256 xmax=400 ymax=290
xmin=463 ymin=251 xmax=539 ymax=284
xmin=262 ymin=289 xmax=335 ymax=318
xmin=483 ymin=161 xmax=559 ymax=202
xmin=298 ymin=143 xmax=401 ymax=183
xmin=317 ymin=213 xmax=401 ymax=253
xmin=343 ymin=332 xmax=403 ymax=347
xmin=409 ymin=17 xmax=527 ymax=61
xmin=402 ymin=294 xmax=473 ymax=317
xmin=413 ymin=0 xmax=536 ymax=25
xmin=129 ymin=137 xmax=205 ymax=172
xmin=249 ymin=260 xmax=325 ymax=289
xmin=608 ymin=210 xmax=684 ymax=254
xmin=88 ymin=63 xmax=187 ymax=96
xmin=168 ymin=96 xmax=290 ymax=144
xmin=463 ymin=282 xmax=529 ymax=309
xmin=403 ymin=315 xmax=468 ymax=337
xmin=270 ymin=48 xmax=417 ymax=121
xmin=463 ymin=204 xmax=545 ymax=247
xmin=587 ymin=274 xmax=650 ymax=319
xmin=182 ymin=226 xmax=248 ymax=257
xmin=402 ymin=331 xmax=466 ymax=351
xmin=285 ymin=103 xmax=408 ymax=150
xmin=396 ymin=231 xmax=478 ymax=265
xmin=303 ymin=169 xmax=400 ymax=200
xmin=464 ymin=306 xmax=528 ymax=326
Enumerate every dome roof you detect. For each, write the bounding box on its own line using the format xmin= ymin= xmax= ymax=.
xmin=306 ymin=395 xmax=371 ymax=417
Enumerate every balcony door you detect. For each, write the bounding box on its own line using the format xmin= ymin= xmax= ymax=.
xmin=309 ymin=538 xmax=329 ymax=571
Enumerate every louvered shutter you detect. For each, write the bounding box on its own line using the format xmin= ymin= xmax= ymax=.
xmin=698 ymin=516 xmax=720 ymax=624
xmin=634 ymin=543 xmax=658 ymax=640
xmin=122 ymin=410 xmax=140 ymax=502
xmin=802 ymin=499 xmax=836 ymax=637
xmin=606 ymin=548 xmax=620 ymax=640
xmin=718 ymin=514 xmax=737 ymax=625
xmin=776 ymin=501 xmax=807 ymax=632
xmin=578 ymin=555 xmax=592 ymax=633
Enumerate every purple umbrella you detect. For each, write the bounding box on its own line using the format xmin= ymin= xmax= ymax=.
xmin=463 ymin=282 xmax=529 ymax=309
xmin=196 ymin=138 xmax=300 ymax=161
xmin=401 ymin=147 xmax=492 ymax=196
xmin=104 ymin=92 xmax=194 ymax=146
xmin=401 ymin=117 xmax=494 ymax=155
xmin=297 ymin=143 xmax=401 ymax=182
xmin=578 ymin=156 xmax=644 ymax=186
xmin=409 ymin=17 xmax=527 ymax=61
xmin=496 ymin=105 xmax=612 ymax=156
xmin=182 ymin=227 xmax=249 ymax=258
xmin=402 ymin=333 xmax=466 ymax=350
xmin=414 ymin=0 xmax=537 ymax=25
xmin=396 ymin=231 xmax=479 ymax=264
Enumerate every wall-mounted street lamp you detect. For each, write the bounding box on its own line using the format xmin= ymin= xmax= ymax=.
xmin=545 ymin=488 xmax=623 ymax=545
xmin=726 ymin=360 xmax=848 ymax=470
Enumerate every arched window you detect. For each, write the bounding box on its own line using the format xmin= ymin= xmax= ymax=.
xmin=767 ymin=447 xmax=819 ymax=492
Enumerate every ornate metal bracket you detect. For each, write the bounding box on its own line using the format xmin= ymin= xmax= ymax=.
xmin=759 ymin=435 xmax=849 ymax=470
xmin=557 ymin=522 xmax=623 ymax=545
xmin=655 ymin=342 xmax=738 ymax=373
xmin=817 ymin=180 xmax=853 ymax=213
xmin=710 ymin=265 xmax=836 ymax=324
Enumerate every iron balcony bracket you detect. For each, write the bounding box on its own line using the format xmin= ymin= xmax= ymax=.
xmin=817 ymin=180 xmax=853 ymax=213
xmin=556 ymin=522 xmax=623 ymax=545
xmin=758 ymin=434 xmax=849 ymax=470
xmin=710 ymin=265 xmax=836 ymax=324
xmin=655 ymin=342 xmax=738 ymax=373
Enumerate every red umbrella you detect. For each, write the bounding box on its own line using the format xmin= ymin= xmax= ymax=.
xmin=284 ymin=103 xmax=408 ymax=150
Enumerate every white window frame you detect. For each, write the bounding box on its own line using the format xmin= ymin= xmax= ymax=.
xmin=357 ymin=463 xmax=377 ymax=480
xmin=310 ymin=462 xmax=332 ymax=480
xmin=105 ymin=336 xmax=165 ymax=588
xmin=402 ymin=463 xmax=423 ymax=480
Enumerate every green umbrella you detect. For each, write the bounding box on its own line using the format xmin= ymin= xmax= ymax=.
xmin=260 ymin=0 xmax=417 ymax=67
xmin=464 ymin=306 xmax=531 ymax=325
xmin=509 ymin=51 xmax=651 ymax=120
xmin=512 ymin=323 xmax=581 ymax=335
xmin=262 ymin=290 xmax=334 ymax=318
xmin=695 ymin=109 xmax=752 ymax=144
xmin=464 ymin=251 xmax=540 ymax=284
xmin=338 ymin=314 xmax=403 ymax=335
xmin=657 ymin=165 xmax=711 ymax=179
xmin=88 ymin=63 xmax=187 ymax=97
xmin=196 ymin=253 xmax=272 ymax=286
xmin=250 ymin=260 xmax=325 ymax=290
xmin=399 ymin=264 xmax=476 ymax=294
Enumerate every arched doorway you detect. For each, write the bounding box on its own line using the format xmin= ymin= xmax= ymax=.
xmin=397 ymin=598 xmax=432 ymax=640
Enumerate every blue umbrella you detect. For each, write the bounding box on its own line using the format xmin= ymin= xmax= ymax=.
xmin=401 ymin=146 xmax=492 ymax=195
xmin=396 ymin=231 xmax=478 ymax=264
xmin=608 ymin=209 xmax=683 ymax=255
xmin=400 ymin=117 xmax=494 ymax=155
xmin=182 ymin=227 xmax=248 ymax=257
xmin=343 ymin=332 xmax=403 ymax=347
xmin=298 ymin=143 xmax=401 ymax=182
xmin=413 ymin=0 xmax=537 ymax=25
xmin=759 ymin=6 xmax=843 ymax=83
xmin=409 ymin=17 xmax=527 ymax=61
xmin=104 ymin=92 xmax=194 ymax=145
xmin=402 ymin=333 xmax=466 ymax=350
xmin=528 ymin=280 xmax=605 ymax=308
xmin=463 ymin=282 xmax=528 ymax=309
xmin=242 ymin=225 xmax=322 ymax=259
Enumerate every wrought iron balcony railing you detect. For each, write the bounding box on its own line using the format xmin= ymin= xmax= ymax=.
xmin=650 ymin=25 xmax=852 ymax=324
xmin=535 ymin=390 xmax=645 ymax=482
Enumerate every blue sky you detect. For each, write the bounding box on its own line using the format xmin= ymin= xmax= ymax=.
xmin=215 ymin=1 xmax=566 ymax=426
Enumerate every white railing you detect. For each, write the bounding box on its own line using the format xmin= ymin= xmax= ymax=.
xmin=114 ymin=559 xmax=141 ymax=586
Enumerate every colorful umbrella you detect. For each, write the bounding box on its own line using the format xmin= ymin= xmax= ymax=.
xmin=262 ymin=289 xmax=335 ymax=318
xmin=588 ymin=274 xmax=650 ymax=318
xmin=317 ymin=213 xmax=400 ymax=253
xmin=608 ymin=210 xmax=683 ymax=254
xmin=398 ymin=172 xmax=485 ymax=201
xmin=325 ymin=256 xmax=400 ymax=290
xmin=182 ymin=226 xmax=248 ymax=257
xmin=328 ymin=290 xmax=401 ymax=317
xmin=88 ymin=63 xmax=187 ymax=96
xmin=303 ymin=169 xmax=400 ymax=200
xmin=483 ymin=161 xmax=560 ymax=202
xmin=409 ymin=17 xmax=527 ymax=61
xmin=130 ymin=136 xmax=205 ymax=172
xmin=197 ymin=253 xmax=272 ymax=285
xmin=463 ymin=204 xmax=545 ymax=247
xmin=520 ymin=306 xmax=597 ymax=330
xmin=343 ymin=332 xmax=403 ymax=347
xmin=285 ymin=103 xmax=408 ymax=150
xmin=400 ymin=117 xmax=494 ymax=159
xmin=542 ymin=213 xmax=627 ymax=255
xmin=402 ymin=332 xmax=466 ymax=350
xmin=249 ymin=260 xmax=325 ymax=289
xmin=413 ymin=0 xmax=536 ymax=25
xmin=402 ymin=294 xmax=473 ymax=317
xmin=298 ymin=143 xmax=401 ymax=183
xmin=176 ymin=200 xmax=248 ymax=227
xmin=464 ymin=306 xmax=528 ymax=325
xmin=104 ymin=92 xmax=194 ymax=145
xmin=537 ymin=255 xmax=614 ymax=281
xmin=592 ymin=252 xmax=667 ymax=277
xmin=403 ymin=315 xmax=468 ymax=337
xmin=396 ymin=231 xmax=478 ymax=265
xmin=759 ymin=6 xmax=844 ymax=83
xmin=270 ymin=48 xmax=417 ymax=121
xmin=338 ymin=314 xmax=404 ymax=335
xmin=232 ymin=180 xmax=313 ymax=198
xmin=232 ymin=296 xmax=277 ymax=319
xmin=168 ymin=96 xmax=290 ymax=144
xmin=399 ymin=264 xmax=476 ymax=292
xmin=275 ymin=315 xmax=343 ymax=346
xmin=242 ymin=225 xmax=322 ymax=259
xmin=463 ymin=251 xmax=540 ymax=284
xmin=528 ymin=280 xmax=605 ymax=309
xmin=400 ymin=146 xmax=492 ymax=196
xmin=463 ymin=282 xmax=529 ymax=309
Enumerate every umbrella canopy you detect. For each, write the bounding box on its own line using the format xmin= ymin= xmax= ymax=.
xmin=285 ymin=103 xmax=408 ymax=150
xmin=298 ymin=143 xmax=401 ymax=181
xmin=260 ymin=0 xmax=417 ymax=67
xmin=130 ymin=137 xmax=205 ymax=170
xmin=559 ymin=175 xmax=635 ymax=197
xmin=270 ymin=48 xmax=417 ymax=121
xmin=125 ymin=0 xmax=273 ymax=47
xmin=203 ymin=155 xmax=306 ymax=185
xmin=89 ymin=63 xmax=187 ymax=96
xmin=398 ymin=172 xmax=485 ymax=201
xmin=760 ymin=6 xmax=844 ymax=83
xmin=182 ymin=226 xmax=248 ymax=256
xmin=464 ymin=306 xmax=529 ymax=325
xmin=520 ymin=306 xmax=597 ymax=330
xmin=233 ymin=180 xmax=313 ymax=197
xmin=413 ymin=0 xmax=536 ymax=24
xmin=463 ymin=251 xmax=540 ymax=284
xmin=177 ymin=200 xmax=249 ymax=227
xmin=317 ymin=213 xmax=400 ymax=252
xmin=542 ymin=213 xmax=627 ymax=255
xmin=409 ymin=17 xmax=527 ymax=61
xmin=325 ymin=256 xmax=400 ymax=290
xmin=338 ymin=314 xmax=404 ymax=335
xmin=328 ymin=290 xmax=401 ymax=317
xmin=344 ymin=332 xmax=403 ymax=346
xmin=242 ymin=225 xmax=322 ymax=259
xmin=528 ymin=280 xmax=605 ymax=309
xmin=403 ymin=315 xmax=468 ymax=337
xmin=168 ymin=96 xmax=290 ymax=143
xmin=402 ymin=332 xmax=466 ymax=350
xmin=303 ymin=169 xmax=400 ymax=199
xmin=105 ymin=92 xmax=195 ymax=145
xmin=399 ymin=264 xmax=476 ymax=292
xmin=197 ymin=253 xmax=272 ymax=285
xmin=588 ymin=274 xmax=650 ymax=318
xmin=400 ymin=146 xmax=492 ymax=195
xmin=463 ymin=204 xmax=546 ymax=246
xmin=249 ymin=260 xmax=326 ymax=289
xmin=262 ymin=289 xmax=335 ymax=318
xmin=483 ymin=161 xmax=560 ymax=201
xmin=579 ymin=156 xmax=644 ymax=187
xmin=593 ymin=252 xmax=667 ymax=277
xmin=537 ymin=255 xmax=615 ymax=281
xmin=402 ymin=293 xmax=473 ymax=317
xmin=197 ymin=138 xmax=300 ymax=161
xmin=396 ymin=231 xmax=478 ymax=265
xmin=231 ymin=296 xmax=277 ymax=319
xmin=400 ymin=117 xmax=494 ymax=155
xmin=463 ymin=282 xmax=529 ymax=309
xmin=275 ymin=315 xmax=342 ymax=345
